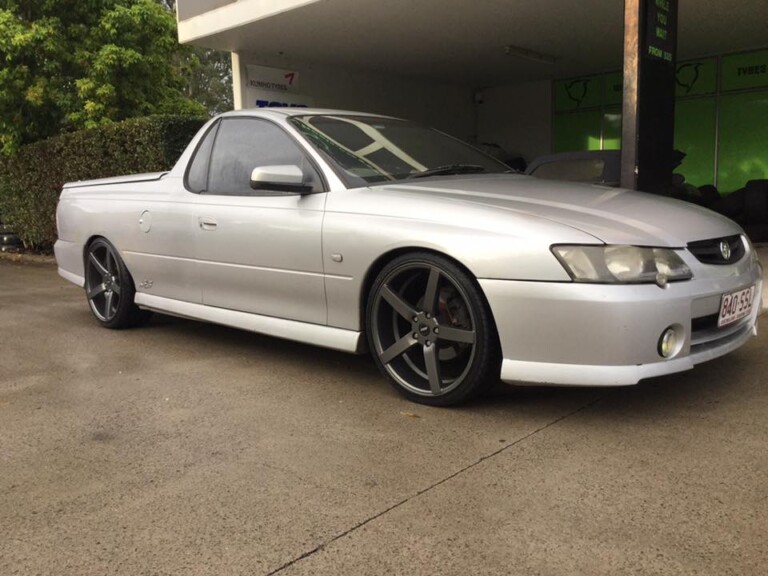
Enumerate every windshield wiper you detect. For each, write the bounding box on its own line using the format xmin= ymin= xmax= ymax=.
xmin=407 ymin=164 xmax=488 ymax=179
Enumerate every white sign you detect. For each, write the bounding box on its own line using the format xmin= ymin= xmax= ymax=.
xmin=245 ymin=64 xmax=313 ymax=109
xmin=246 ymin=64 xmax=300 ymax=93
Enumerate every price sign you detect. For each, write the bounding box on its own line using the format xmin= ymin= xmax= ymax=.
xmin=646 ymin=0 xmax=677 ymax=64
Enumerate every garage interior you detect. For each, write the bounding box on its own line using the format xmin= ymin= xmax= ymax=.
xmin=177 ymin=0 xmax=768 ymax=203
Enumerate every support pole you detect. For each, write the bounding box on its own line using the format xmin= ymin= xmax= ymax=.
xmin=231 ymin=51 xmax=246 ymax=110
xmin=620 ymin=0 xmax=679 ymax=193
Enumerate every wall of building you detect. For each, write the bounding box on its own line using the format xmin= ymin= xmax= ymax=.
xmin=475 ymin=80 xmax=553 ymax=165
xmin=551 ymin=48 xmax=768 ymax=192
xmin=233 ymin=54 xmax=477 ymax=141
xmin=231 ymin=48 xmax=768 ymax=193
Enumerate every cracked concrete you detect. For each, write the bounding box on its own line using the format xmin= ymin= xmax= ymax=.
xmin=265 ymin=397 xmax=604 ymax=576
xmin=1 ymin=259 xmax=766 ymax=575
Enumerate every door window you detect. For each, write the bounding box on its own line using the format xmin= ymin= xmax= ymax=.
xmin=206 ymin=118 xmax=322 ymax=195
xmin=186 ymin=121 xmax=220 ymax=193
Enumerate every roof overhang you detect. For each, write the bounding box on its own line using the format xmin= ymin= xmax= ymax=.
xmin=178 ymin=0 xmax=768 ymax=86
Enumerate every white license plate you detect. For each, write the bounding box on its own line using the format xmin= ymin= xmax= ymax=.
xmin=718 ymin=286 xmax=756 ymax=328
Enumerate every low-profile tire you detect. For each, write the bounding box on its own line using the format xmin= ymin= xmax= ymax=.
xmin=84 ymin=238 xmax=152 ymax=329
xmin=366 ymin=252 xmax=500 ymax=406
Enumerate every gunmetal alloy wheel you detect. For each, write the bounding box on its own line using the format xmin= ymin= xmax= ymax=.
xmin=84 ymin=238 xmax=151 ymax=329
xmin=367 ymin=253 xmax=500 ymax=406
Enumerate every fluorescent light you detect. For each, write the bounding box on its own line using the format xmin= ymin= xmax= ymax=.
xmin=504 ymin=45 xmax=556 ymax=65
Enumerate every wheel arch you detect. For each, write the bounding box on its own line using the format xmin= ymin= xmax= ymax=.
xmin=82 ymin=235 xmax=137 ymax=283
xmin=83 ymin=234 xmax=103 ymax=259
xmin=361 ymin=246 xmax=503 ymax=405
xmin=358 ymin=247 xmax=499 ymax=340
xmin=81 ymin=235 xmax=151 ymax=329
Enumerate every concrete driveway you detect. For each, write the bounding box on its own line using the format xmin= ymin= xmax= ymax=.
xmin=1 ymin=259 xmax=766 ymax=576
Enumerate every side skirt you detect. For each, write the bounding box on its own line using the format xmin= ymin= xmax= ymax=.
xmin=58 ymin=268 xmax=85 ymax=288
xmin=134 ymin=293 xmax=363 ymax=354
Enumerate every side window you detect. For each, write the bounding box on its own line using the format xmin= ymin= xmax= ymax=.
xmin=206 ymin=118 xmax=322 ymax=196
xmin=186 ymin=121 xmax=220 ymax=193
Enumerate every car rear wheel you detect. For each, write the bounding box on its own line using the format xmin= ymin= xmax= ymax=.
xmin=367 ymin=253 xmax=500 ymax=406
xmin=84 ymin=238 xmax=152 ymax=329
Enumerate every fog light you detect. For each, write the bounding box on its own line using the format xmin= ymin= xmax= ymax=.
xmin=658 ymin=327 xmax=677 ymax=358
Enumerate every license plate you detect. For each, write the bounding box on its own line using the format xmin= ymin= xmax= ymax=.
xmin=718 ymin=285 xmax=756 ymax=328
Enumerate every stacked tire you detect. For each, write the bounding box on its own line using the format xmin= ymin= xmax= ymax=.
xmin=743 ymin=180 xmax=768 ymax=243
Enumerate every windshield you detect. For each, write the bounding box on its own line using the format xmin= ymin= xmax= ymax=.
xmin=289 ymin=115 xmax=509 ymax=186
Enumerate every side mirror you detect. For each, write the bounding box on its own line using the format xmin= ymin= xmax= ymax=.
xmin=250 ymin=165 xmax=313 ymax=194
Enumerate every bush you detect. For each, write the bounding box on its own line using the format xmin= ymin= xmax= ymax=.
xmin=0 ymin=115 xmax=207 ymax=251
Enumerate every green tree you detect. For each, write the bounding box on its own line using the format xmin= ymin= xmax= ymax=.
xmin=176 ymin=45 xmax=233 ymax=115
xmin=0 ymin=0 xmax=205 ymax=155
xmin=158 ymin=0 xmax=233 ymax=114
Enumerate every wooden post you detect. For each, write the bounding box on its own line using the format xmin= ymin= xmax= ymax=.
xmin=621 ymin=0 xmax=679 ymax=193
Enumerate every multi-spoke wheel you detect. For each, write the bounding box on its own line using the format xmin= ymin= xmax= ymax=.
xmin=367 ymin=253 xmax=500 ymax=406
xmin=84 ymin=238 xmax=151 ymax=329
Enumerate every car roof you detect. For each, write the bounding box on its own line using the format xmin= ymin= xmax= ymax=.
xmin=218 ymin=108 xmax=400 ymax=121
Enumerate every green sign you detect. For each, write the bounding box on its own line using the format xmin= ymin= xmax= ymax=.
xmin=717 ymin=91 xmax=768 ymax=192
xmin=721 ymin=50 xmax=768 ymax=92
xmin=675 ymin=59 xmax=717 ymax=97
xmin=553 ymin=111 xmax=603 ymax=152
xmin=602 ymin=109 xmax=622 ymax=150
xmin=554 ymin=75 xmax=603 ymax=111
xmin=646 ymin=0 xmax=677 ymax=63
xmin=674 ymin=98 xmax=716 ymax=187
xmin=553 ymin=48 xmax=768 ymax=190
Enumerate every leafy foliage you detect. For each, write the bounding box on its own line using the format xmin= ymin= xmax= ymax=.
xmin=158 ymin=0 xmax=233 ymax=114
xmin=0 ymin=115 xmax=206 ymax=249
xmin=177 ymin=46 xmax=233 ymax=115
xmin=0 ymin=0 xmax=207 ymax=155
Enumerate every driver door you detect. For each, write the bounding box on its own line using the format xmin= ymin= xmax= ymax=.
xmin=189 ymin=117 xmax=328 ymax=325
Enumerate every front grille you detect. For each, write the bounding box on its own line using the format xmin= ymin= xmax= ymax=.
xmin=687 ymin=235 xmax=745 ymax=265
xmin=691 ymin=313 xmax=719 ymax=333
xmin=690 ymin=322 xmax=753 ymax=356
xmin=691 ymin=309 xmax=753 ymax=349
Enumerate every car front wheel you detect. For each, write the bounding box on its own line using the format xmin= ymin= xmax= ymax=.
xmin=367 ymin=253 xmax=500 ymax=406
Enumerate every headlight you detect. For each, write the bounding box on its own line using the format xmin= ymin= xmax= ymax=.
xmin=551 ymin=245 xmax=692 ymax=284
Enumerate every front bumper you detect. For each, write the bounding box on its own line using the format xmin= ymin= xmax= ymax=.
xmin=480 ymin=254 xmax=763 ymax=387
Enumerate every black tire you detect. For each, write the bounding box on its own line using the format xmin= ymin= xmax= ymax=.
xmin=84 ymin=238 xmax=152 ymax=329
xmin=366 ymin=252 xmax=500 ymax=406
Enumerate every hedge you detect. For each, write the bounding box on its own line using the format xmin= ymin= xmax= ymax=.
xmin=0 ymin=115 xmax=207 ymax=251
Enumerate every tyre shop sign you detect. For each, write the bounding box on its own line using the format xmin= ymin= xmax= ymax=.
xmin=245 ymin=65 xmax=314 ymax=108
xmin=721 ymin=50 xmax=768 ymax=92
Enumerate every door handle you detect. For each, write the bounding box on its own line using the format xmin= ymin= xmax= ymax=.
xmin=199 ymin=217 xmax=217 ymax=231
